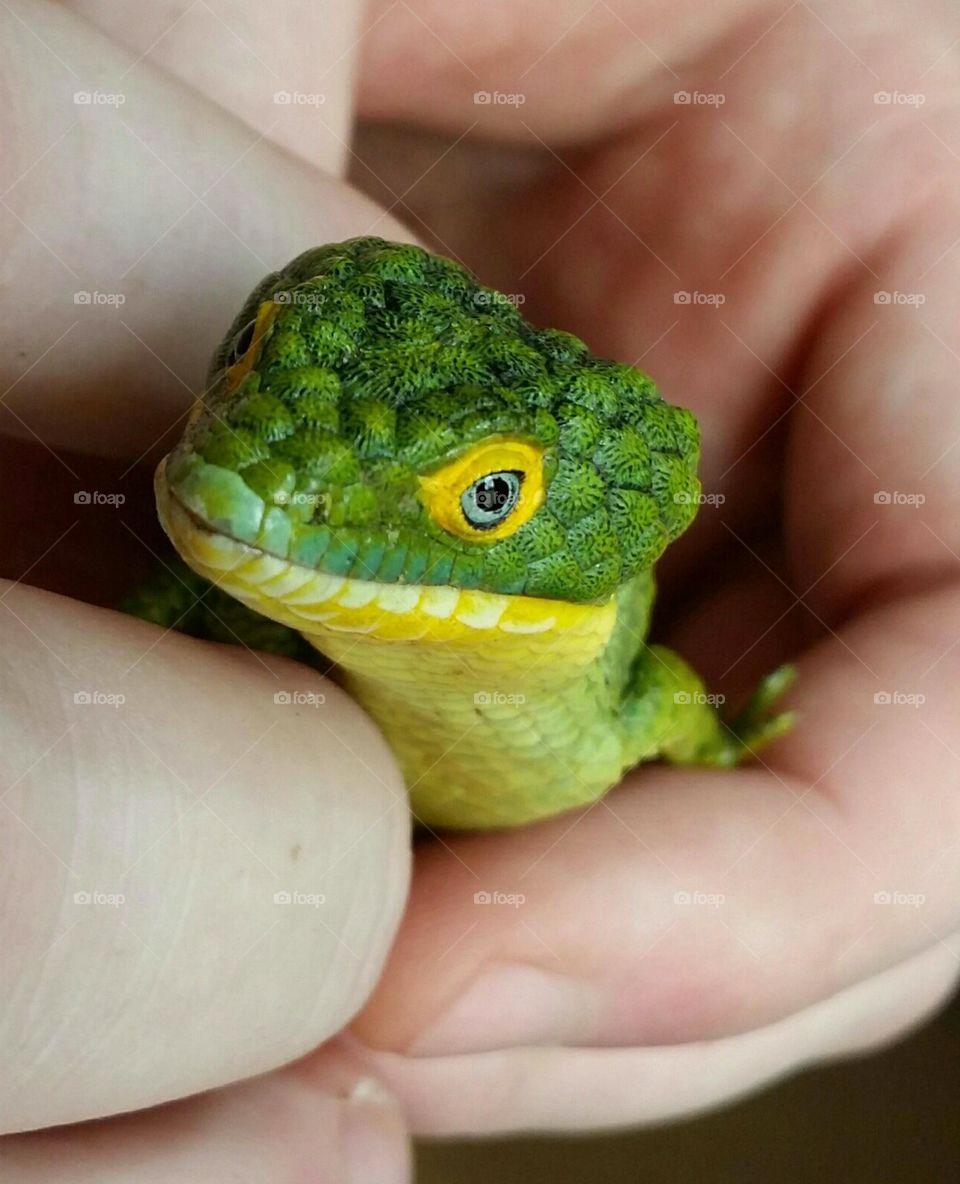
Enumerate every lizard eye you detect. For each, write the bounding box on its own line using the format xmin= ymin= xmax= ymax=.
xmin=460 ymin=471 xmax=522 ymax=530
xmin=418 ymin=438 xmax=546 ymax=543
xmin=224 ymin=301 xmax=280 ymax=391
xmin=227 ymin=320 xmax=256 ymax=367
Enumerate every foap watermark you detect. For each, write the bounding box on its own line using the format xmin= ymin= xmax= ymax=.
xmin=874 ymin=290 xmax=925 ymax=306
xmin=272 ymin=288 xmax=326 ymax=310
xmin=474 ymin=90 xmax=526 ymax=106
xmin=675 ymin=490 xmax=725 ymax=507
xmin=674 ymin=290 xmax=726 ymax=306
xmin=74 ymin=690 xmax=125 ymax=708
xmin=274 ymin=489 xmax=326 ymax=510
xmin=473 ymin=290 xmax=526 ymax=308
xmin=874 ymin=490 xmax=925 ymax=507
xmin=474 ymin=890 xmax=525 ymax=908
xmin=73 ymin=890 xmax=125 ymax=907
xmin=74 ymin=90 xmax=126 ymax=107
xmin=874 ymin=890 xmax=925 ymax=908
xmin=74 ymin=490 xmax=125 ymax=507
xmin=74 ymin=290 xmax=126 ymax=307
xmin=674 ymin=90 xmax=726 ymax=106
xmin=674 ymin=691 xmax=726 ymax=707
xmin=273 ymin=890 xmax=327 ymax=908
xmin=474 ymin=691 xmax=526 ymax=707
xmin=874 ymin=690 xmax=925 ymax=708
xmin=274 ymin=691 xmax=326 ymax=707
xmin=874 ymin=90 xmax=925 ymax=107
xmin=674 ymin=889 xmax=725 ymax=909
xmin=274 ymin=90 xmax=326 ymax=106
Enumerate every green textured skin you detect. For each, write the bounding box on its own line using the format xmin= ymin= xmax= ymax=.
xmin=142 ymin=237 xmax=795 ymax=828
xmin=166 ymin=237 xmax=702 ymax=602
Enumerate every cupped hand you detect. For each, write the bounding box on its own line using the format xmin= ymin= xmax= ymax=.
xmin=0 ymin=1 xmax=957 ymax=1178
xmin=350 ymin=0 xmax=960 ymax=1131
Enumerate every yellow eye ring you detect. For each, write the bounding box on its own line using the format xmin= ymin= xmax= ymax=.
xmin=224 ymin=300 xmax=279 ymax=392
xmin=418 ymin=437 xmax=546 ymax=542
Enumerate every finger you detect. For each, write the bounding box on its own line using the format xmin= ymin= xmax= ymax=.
xmin=0 ymin=1041 xmax=409 ymax=1184
xmin=353 ymin=582 xmax=960 ymax=1057
xmin=353 ymin=3 xmax=960 ymax=594
xmin=357 ymin=0 xmax=748 ymax=142
xmin=0 ymin=581 xmax=409 ymax=1133
xmin=65 ymin=0 xmax=365 ymax=172
xmin=358 ymin=939 xmax=958 ymax=1136
xmin=0 ymin=0 xmax=410 ymax=458
xmin=787 ymin=192 xmax=960 ymax=621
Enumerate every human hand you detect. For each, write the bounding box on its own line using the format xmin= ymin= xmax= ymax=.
xmin=349 ymin=0 xmax=960 ymax=1132
xmin=0 ymin=1 xmax=957 ymax=1174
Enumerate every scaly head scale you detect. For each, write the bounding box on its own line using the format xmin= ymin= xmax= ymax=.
xmin=158 ymin=237 xmax=701 ymax=648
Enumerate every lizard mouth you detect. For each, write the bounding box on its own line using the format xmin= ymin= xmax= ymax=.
xmin=156 ymin=456 xmax=613 ymax=645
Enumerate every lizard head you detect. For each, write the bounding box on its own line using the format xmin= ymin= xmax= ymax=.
xmin=158 ymin=238 xmax=700 ymax=632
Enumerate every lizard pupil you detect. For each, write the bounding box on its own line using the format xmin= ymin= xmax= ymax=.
xmin=461 ymin=471 xmax=522 ymax=530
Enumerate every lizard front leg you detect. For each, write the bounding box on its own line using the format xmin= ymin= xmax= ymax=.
xmin=620 ymin=644 xmax=795 ymax=768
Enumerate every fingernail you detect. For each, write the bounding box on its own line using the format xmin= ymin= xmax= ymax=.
xmin=341 ymin=1077 xmax=409 ymax=1184
xmin=408 ymin=962 xmax=600 ymax=1055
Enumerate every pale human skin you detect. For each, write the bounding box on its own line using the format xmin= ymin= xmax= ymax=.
xmin=1 ymin=0 xmax=959 ymax=1178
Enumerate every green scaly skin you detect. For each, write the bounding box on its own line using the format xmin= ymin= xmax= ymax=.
xmin=133 ymin=237 xmax=794 ymax=829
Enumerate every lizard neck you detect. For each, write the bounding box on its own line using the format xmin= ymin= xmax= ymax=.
xmin=160 ymin=486 xmax=652 ymax=828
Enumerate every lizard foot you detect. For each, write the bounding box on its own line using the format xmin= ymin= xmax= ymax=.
xmin=721 ymin=663 xmax=797 ymax=765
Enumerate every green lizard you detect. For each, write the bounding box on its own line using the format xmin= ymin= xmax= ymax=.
xmin=134 ymin=236 xmax=794 ymax=829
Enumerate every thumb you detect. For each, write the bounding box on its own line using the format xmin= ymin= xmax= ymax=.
xmin=0 ymin=580 xmax=410 ymax=1134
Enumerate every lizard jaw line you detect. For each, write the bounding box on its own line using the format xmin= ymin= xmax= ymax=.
xmin=156 ymin=459 xmax=616 ymax=645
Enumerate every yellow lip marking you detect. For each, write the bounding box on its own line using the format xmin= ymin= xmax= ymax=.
xmin=156 ymin=458 xmax=615 ymax=676
xmin=336 ymin=582 xmax=380 ymax=609
xmin=419 ymin=585 xmax=460 ymax=619
xmin=259 ymin=568 xmax=318 ymax=597
xmin=374 ymin=585 xmax=422 ymax=615
xmin=499 ymin=615 xmax=556 ymax=635
xmin=418 ymin=437 xmax=545 ymax=542
xmin=286 ymin=576 xmax=346 ymax=604
xmin=453 ymin=593 xmax=508 ymax=630
xmin=224 ymin=300 xmax=280 ymax=392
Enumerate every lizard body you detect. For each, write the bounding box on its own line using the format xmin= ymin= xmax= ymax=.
xmin=144 ymin=237 xmax=793 ymax=829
